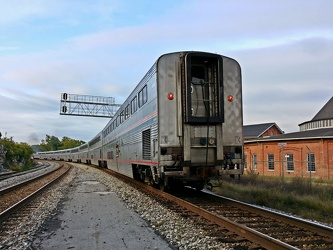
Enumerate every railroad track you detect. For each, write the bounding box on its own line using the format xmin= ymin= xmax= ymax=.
xmin=0 ymin=162 xmax=72 ymax=223
xmin=0 ymin=162 xmax=48 ymax=181
xmin=0 ymin=161 xmax=59 ymax=191
xmin=173 ymin=188 xmax=333 ymax=249
xmin=95 ymin=166 xmax=333 ymax=249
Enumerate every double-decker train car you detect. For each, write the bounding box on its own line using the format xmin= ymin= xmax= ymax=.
xmin=34 ymin=51 xmax=244 ymax=190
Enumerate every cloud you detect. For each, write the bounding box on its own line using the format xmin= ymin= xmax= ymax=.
xmin=0 ymin=0 xmax=51 ymax=25
xmin=239 ymin=35 xmax=333 ymax=132
xmin=0 ymin=0 xmax=332 ymax=143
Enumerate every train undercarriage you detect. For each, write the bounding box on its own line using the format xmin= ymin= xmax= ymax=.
xmin=131 ymin=163 xmax=241 ymax=191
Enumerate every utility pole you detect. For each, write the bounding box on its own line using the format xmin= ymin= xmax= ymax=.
xmin=278 ymin=143 xmax=287 ymax=185
xmin=305 ymin=145 xmax=312 ymax=191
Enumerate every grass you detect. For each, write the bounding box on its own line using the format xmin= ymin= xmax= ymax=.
xmin=211 ymin=174 xmax=333 ymax=224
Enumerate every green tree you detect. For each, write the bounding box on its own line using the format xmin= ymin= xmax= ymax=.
xmin=40 ymin=134 xmax=61 ymax=151
xmin=59 ymin=136 xmax=85 ymax=149
xmin=17 ymin=142 xmax=34 ymax=161
xmin=1 ymin=137 xmax=16 ymax=160
xmin=39 ymin=135 xmax=85 ymax=151
xmin=0 ymin=137 xmax=34 ymax=169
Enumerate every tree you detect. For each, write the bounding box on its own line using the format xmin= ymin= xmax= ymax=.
xmin=0 ymin=138 xmax=34 ymax=169
xmin=59 ymin=136 xmax=85 ymax=149
xmin=40 ymin=134 xmax=61 ymax=151
xmin=39 ymin=135 xmax=85 ymax=151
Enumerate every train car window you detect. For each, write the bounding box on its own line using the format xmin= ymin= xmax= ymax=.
xmin=89 ymin=136 xmax=101 ymax=147
xmin=120 ymin=110 xmax=124 ymax=123
xmin=116 ymin=115 xmax=120 ymax=127
xmin=138 ymin=85 xmax=147 ymax=108
xmin=131 ymin=96 xmax=137 ymax=114
xmin=138 ymin=89 xmax=143 ymax=107
xmin=186 ymin=54 xmax=223 ymax=124
xmin=125 ymin=104 xmax=130 ymax=119
xmin=143 ymin=85 xmax=148 ymax=104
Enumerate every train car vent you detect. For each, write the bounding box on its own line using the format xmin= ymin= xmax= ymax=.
xmin=142 ymin=129 xmax=151 ymax=160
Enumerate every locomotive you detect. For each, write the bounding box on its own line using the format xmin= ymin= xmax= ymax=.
xmin=35 ymin=51 xmax=244 ymax=190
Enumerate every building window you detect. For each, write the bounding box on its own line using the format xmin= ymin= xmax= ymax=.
xmin=286 ymin=154 xmax=294 ymax=171
xmin=244 ymin=154 xmax=247 ymax=169
xmin=267 ymin=154 xmax=274 ymax=171
xmin=252 ymin=154 xmax=257 ymax=170
xmin=307 ymin=153 xmax=316 ymax=172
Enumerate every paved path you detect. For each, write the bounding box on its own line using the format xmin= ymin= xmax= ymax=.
xmin=32 ymin=168 xmax=173 ymax=250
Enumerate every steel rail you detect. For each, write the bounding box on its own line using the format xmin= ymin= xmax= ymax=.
xmin=101 ymin=167 xmax=298 ymax=250
xmin=0 ymin=164 xmax=71 ymax=223
xmin=0 ymin=163 xmax=61 ymax=194
xmin=204 ymin=191 xmax=333 ymax=238
xmin=0 ymin=163 xmax=47 ymax=181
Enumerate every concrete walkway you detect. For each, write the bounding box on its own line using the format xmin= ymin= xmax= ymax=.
xmin=32 ymin=169 xmax=173 ymax=250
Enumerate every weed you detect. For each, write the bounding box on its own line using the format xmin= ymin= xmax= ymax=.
xmin=211 ymin=175 xmax=333 ymax=224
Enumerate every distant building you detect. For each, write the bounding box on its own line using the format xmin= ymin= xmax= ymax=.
xmin=243 ymin=97 xmax=333 ymax=179
xmin=299 ymin=96 xmax=333 ymax=131
xmin=243 ymin=122 xmax=284 ymax=140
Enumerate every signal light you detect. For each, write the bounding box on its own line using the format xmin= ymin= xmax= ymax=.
xmin=167 ymin=93 xmax=174 ymax=100
xmin=227 ymin=95 xmax=233 ymax=102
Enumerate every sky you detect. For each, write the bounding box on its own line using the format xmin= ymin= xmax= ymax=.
xmin=0 ymin=0 xmax=332 ymax=144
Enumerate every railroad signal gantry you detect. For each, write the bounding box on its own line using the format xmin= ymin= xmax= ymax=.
xmin=60 ymin=93 xmax=121 ymax=118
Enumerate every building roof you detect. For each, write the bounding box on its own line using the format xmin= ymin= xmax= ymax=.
xmin=299 ymin=96 xmax=333 ymax=127
xmin=245 ymin=127 xmax=333 ymax=143
xmin=312 ymin=96 xmax=333 ymax=121
xmin=245 ymin=96 xmax=333 ymax=144
xmin=243 ymin=122 xmax=283 ymax=139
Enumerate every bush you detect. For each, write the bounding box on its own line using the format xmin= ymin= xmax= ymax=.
xmin=0 ymin=138 xmax=34 ymax=171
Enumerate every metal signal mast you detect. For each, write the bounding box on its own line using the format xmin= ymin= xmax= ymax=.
xmin=60 ymin=93 xmax=121 ymax=118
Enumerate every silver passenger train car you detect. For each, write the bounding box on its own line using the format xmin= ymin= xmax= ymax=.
xmin=35 ymin=51 xmax=244 ymax=190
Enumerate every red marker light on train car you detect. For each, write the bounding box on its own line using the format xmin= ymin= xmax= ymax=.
xmin=227 ymin=95 xmax=233 ymax=102
xmin=167 ymin=93 xmax=174 ymax=100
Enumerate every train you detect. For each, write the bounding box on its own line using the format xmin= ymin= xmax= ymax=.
xmin=34 ymin=51 xmax=244 ymax=190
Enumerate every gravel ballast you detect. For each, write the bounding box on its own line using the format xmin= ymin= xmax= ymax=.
xmin=1 ymin=163 xmax=235 ymax=249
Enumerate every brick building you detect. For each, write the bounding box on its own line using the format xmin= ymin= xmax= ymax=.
xmin=243 ymin=97 xmax=333 ymax=180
